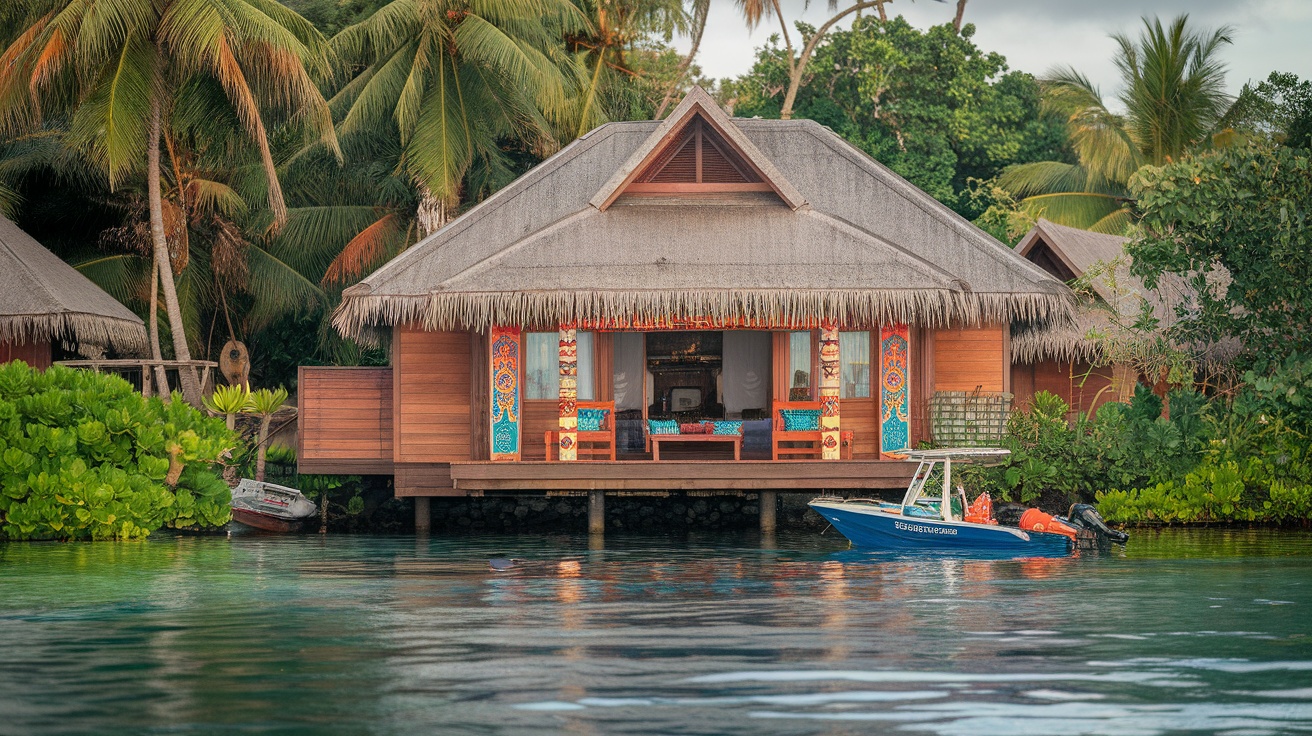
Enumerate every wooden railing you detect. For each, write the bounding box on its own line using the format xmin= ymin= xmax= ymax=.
xmin=57 ymin=359 xmax=218 ymax=397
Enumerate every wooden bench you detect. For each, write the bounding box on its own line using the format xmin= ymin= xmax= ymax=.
xmin=544 ymin=401 xmax=617 ymax=461
xmin=650 ymin=433 xmax=742 ymax=461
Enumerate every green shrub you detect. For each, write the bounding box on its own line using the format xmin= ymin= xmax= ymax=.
xmin=0 ymin=362 xmax=237 ymax=540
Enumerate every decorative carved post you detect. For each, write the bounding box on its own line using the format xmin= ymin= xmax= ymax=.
xmin=490 ymin=326 xmax=521 ymax=461
xmin=879 ymin=324 xmax=911 ymax=457
xmin=558 ymin=327 xmax=578 ymax=462
xmin=819 ymin=324 xmax=841 ymax=460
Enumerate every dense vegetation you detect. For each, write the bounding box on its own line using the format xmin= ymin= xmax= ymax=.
xmin=1 ymin=3 xmax=1310 ymax=528
xmin=0 ymin=363 xmax=236 ymax=540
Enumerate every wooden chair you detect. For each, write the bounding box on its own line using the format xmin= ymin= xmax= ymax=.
xmin=772 ymin=401 xmax=824 ymax=460
xmin=544 ymin=401 xmax=617 ymax=461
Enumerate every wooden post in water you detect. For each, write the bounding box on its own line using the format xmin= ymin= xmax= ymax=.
xmin=759 ymin=491 xmax=777 ymax=533
xmin=414 ymin=497 xmax=431 ymax=534
xmin=588 ymin=490 xmax=605 ymax=534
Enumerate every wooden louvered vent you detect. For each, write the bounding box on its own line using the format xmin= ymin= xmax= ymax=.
xmin=627 ymin=117 xmax=771 ymax=194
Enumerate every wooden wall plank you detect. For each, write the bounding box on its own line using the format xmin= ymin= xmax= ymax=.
xmin=297 ymin=366 xmax=393 ymax=474
xmin=395 ymin=328 xmax=473 ymax=463
xmin=932 ymin=324 xmax=1005 ymax=392
xmin=0 ymin=340 xmax=52 ymax=370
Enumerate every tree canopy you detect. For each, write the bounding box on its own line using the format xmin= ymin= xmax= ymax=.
xmin=728 ymin=17 xmax=1068 ymax=216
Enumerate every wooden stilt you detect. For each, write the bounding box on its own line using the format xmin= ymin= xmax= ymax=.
xmin=759 ymin=491 xmax=777 ymax=533
xmin=588 ymin=490 xmax=605 ymax=534
xmin=414 ymin=497 xmax=431 ymax=534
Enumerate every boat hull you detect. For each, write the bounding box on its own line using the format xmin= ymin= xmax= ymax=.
xmin=810 ymin=501 xmax=1072 ymax=556
xmin=231 ymin=508 xmax=306 ymax=533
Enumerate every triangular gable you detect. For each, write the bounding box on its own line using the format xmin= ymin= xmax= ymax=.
xmin=590 ymin=86 xmax=807 ymax=211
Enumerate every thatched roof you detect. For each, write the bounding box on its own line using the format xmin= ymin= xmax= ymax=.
xmin=1011 ymin=219 xmax=1227 ymax=365
xmin=335 ymin=88 xmax=1073 ymax=341
xmin=0 ymin=216 xmax=147 ymax=355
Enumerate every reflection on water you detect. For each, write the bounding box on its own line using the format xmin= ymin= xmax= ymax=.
xmin=2 ymin=529 xmax=1311 ymax=734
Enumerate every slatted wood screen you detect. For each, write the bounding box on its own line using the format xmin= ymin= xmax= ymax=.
xmin=297 ymin=366 xmax=393 ymax=474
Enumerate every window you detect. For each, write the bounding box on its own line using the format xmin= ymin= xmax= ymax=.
xmin=840 ymin=332 xmax=871 ymax=399
xmin=788 ymin=331 xmax=812 ymax=401
xmin=525 ymin=331 xmax=594 ymax=400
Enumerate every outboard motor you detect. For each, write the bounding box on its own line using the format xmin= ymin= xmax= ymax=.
xmin=1066 ymin=504 xmax=1129 ymax=546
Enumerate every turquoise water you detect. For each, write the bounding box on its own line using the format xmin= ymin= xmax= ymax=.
xmin=2 ymin=529 xmax=1312 ymax=734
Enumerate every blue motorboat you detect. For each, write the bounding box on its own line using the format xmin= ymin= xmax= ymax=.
xmin=809 ymin=448 xmax=1077 ymax=556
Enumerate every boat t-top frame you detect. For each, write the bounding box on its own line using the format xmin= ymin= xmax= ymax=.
xmin=898 ymin=448 xmax=1011 ymax=521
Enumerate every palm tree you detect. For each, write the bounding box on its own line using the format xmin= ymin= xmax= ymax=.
xmin=331 ymin=0 xmax=587 ymax=236
xmin=999 ymin=15 xmax=1232 ymax=234
xmin=0 ymin=0 xmax=338 ymax=404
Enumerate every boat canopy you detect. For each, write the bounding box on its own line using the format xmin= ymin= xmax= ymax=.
xmin=899 ymin=448 xmax=1009 ymax=522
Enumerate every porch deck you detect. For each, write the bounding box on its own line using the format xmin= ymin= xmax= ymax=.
xmin=447 ymin=459 xmax=916 ymax=493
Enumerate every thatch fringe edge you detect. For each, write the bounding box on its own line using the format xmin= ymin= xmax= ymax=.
xmin=0 ymin=313 xmax=148 ymax=355
xmin=334 ymin=288 xmax=1075 ymax=345
xmin=1011 ymin=325 xmax=1100 ymax=364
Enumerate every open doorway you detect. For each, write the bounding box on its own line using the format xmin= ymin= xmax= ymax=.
xmin=646 ymin=331 xmax=723 ymax=420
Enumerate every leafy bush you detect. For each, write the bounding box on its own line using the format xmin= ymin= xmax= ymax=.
xmin=967 ymin=388 xmax=1200 ymax=509
xmin=0 ymin=362 xmax=237 ymax=540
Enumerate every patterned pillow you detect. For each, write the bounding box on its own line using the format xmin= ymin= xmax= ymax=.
xmin=710 ymin=421 xmax=743 ymax=436
xmin=780 ymin=409 xmax=821 ymax=432
xmin=648 ymin=419 xmax=680 ymax=435
xmin=577 ymin=408 xmax=609 ymax=432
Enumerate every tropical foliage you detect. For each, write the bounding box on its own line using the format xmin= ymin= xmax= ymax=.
xmin=729 ymin=17 xmax=1067 ymax=216
xmin=1130 ymin=143 xmax=1312 ymax=364
xmin=998 ymin=15 xmax=1233 ymax=233
xmin=0 ymin=362 xmax=236 ymax=540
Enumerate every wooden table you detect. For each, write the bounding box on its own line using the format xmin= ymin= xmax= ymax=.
xmin=650 ymin=434 xmax=742 ymax=461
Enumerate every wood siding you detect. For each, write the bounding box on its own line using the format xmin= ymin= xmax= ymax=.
xmin=297 ymin=366 xmax=393 ymax=474
xmin=1 ymin=339 xmax=52 ymax=370
xmin=395 ymin=328 xmax=474 ymax=463
xmin=932 ymin=324 xmax=1005 ymax=392
xmin=841 ymin=399 xmax=879 ymax=459
xmin=1012 ymin=359 xmax=1115 ymax=417
xmin=521 ymin=400 xmax=559 ymax=461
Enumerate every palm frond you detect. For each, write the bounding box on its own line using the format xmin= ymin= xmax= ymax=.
xmin=1014 ymin=191 xmax=1128 ymax=231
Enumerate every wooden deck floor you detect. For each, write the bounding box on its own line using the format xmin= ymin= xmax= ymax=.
xmin=448 ymin=459 xmax=917 ymax=492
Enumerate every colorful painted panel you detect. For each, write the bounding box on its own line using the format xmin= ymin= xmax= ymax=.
xmin=819 ymin=325 xmax=841 ymax=460
xmin=558 ymin=328 xmax=578 ymax=461
xmin=880 ymin=324 xmax=911 ymax=457
xmin=490 ymin=326 xmax=521 ymax=461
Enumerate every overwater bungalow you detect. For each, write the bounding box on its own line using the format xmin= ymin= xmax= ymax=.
xmin=299 ymin=88 xmax=1074 ymax=530
xmin=0 ymin=215 xmax=146 ymax=368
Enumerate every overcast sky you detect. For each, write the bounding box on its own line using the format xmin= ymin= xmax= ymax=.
xmin=687 ymin=0 xmax=1312 ymax=107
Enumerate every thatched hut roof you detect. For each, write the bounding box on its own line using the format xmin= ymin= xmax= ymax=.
xmin=0 ymin=216 xmax=147 ymax=355
xmin=1011 ymin=219 xmax=1227 ymax=365
xmin=335 ymin=88 xmax=1073 ymax=342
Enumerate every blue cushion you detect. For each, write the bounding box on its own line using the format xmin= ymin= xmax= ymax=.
xmin=577 ymin=408 xmax=609 ymax=432
xmin=648 ymin=419 xmax=680 ymax=435
xmin=780 ymin=409 xmax=821 ymax=432
xmin=711 ymin=421 xmax=743 ymax=436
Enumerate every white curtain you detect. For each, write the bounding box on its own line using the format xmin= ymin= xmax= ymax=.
xmin=525 ymin=331 xmax=594 ymax=400
xmin=612 ymin=332 xmax=645 ymax=411
xmin=723 ymin=331 xmax=771 ymax=417
xmin=840 ymin=331 xmax=871 ymax=399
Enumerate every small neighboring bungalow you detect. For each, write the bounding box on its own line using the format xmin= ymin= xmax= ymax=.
xmin=1010 ymin=219 xmax=1202 ymax=416
xmin=299 ymin=89 xmax=1073 ymax=528
xmin=0 ymin=215 xmax=146 ymax=369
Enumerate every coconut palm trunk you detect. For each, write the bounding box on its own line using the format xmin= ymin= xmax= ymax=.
xmin=147 ymin=261 xmax=171 ymax=399
xmin=148 ymin=98 xmax=202 ymax=406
